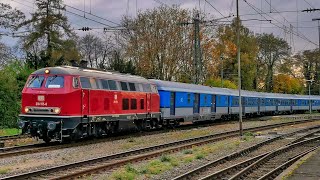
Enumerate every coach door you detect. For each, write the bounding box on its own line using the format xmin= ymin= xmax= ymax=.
xmin=170 ymin=92 xmax=175 ymax=115
xmin=81 ymin=89 xmax=89 ymax=118
xmin=193 ymin=93 xmax=200 ymax=114
xmin=211 ymin=95 xmax=216 ymax=113
xmin=242 ymin=97 xmax=246 ymax=116
xmin=258 ymin=98 xmax=261 ymax=114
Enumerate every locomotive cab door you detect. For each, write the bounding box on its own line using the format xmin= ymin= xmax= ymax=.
xmin=193 ymin=93 xmax=200 ymax=114
xmin=81 ymin=89 xmax=89 ymax=121
xmin=146 ymin=93 xmax=151 ymax=112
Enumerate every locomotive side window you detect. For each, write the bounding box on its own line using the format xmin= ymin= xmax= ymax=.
xmin=129 ymin=83 xmax=136 ymax=91
xmin=45 ymin=76 xmax=64 ymax=88
xmin=137 ymin=84 xmax=144 ymax=92
xmin=108 ymin=80 xmax=118 ymax=90
xmin=27 ymin=76 xmax=45 ymax=88
xmin=131 ymin=99 xmax=137 ymax=109
xmin=121 ymin=82 xmax=129 ymax=91
xmin=122 ymin=98 xmax=129 ymax=110
xmin=143 ymin=84 xmax=151 ymax=92
xmin=89 ymin=78 xmax=98 ymax=89
xmin=151 ymin=85 xmax=158 ymax=93
xmin=140 ymin=99 xmax=144 ymax=109
xmin=80 ymin=77 xmax=91 ymax=89
xmin=73 ymin=77 xmax=79 ymax=88
xmin=100 ymin=79 xmax=109 ymax=89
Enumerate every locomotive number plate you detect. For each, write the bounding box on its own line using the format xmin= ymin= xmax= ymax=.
xmin=37 ymin=95 xmax=45 ymax=101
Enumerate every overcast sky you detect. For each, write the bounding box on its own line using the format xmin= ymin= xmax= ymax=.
xmin=2 ymin=0 xmax=320 ymax=54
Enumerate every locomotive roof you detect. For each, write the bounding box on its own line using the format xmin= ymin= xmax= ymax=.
xmin=150 ymin=79 xmax=320 ymax=100
xmin=32 ymin=66 xmax=151 ymax=84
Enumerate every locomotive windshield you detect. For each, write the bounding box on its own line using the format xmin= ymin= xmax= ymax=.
xmin=45 ymin=76 xmax=64 ymax=88
xmin=27 ymin=75 xmax=45 ymax=88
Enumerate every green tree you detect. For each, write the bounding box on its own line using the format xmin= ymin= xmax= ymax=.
xmin=18 ymin=0 xmax=76 ymax=68
xmin=294 ymin=49 xmax=320 ymax=95
xmin=204 ymin=77 xmax=237 ymax=89
xmin=214 ymin=19 xmax=258 ymax=91
xmin=273 ymin=74 xmax=304 ymax=94
xmin=0 ymin=61 xmax=34 ymax=128
xmin=109 ymin=50 xmax=136 ymax=74
xmin=256 ymin=33 xmax=290 ymax=92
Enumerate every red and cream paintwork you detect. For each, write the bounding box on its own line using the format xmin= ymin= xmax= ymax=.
xmin=19 ymin=66 xmax=161 ymax=142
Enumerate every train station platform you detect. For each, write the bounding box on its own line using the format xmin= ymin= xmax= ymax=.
xmin=276 ymin=148 xmax=320 ymax=180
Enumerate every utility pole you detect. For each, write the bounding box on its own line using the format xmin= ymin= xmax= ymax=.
xmin=312 ymin=18 xmax=320 ymax=95
xmin=193 ymin=13 xmax=202 ymax=84
xmin=220 ymin=54 xmax=224 ymax=88
xmin=236 ymin=0 xmax=243 ymax=137
xmin=179 ymin=12 xmax=202 ymax=84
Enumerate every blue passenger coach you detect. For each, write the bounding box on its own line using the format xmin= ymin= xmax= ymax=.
xmin=150 ymin=79 xmax=320 ymax=124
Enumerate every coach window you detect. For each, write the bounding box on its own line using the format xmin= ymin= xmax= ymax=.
xmin=108 ymin=80 xmax=118 ymax=90
xmin=122 ymin=99 xmax=129 ymax=110
xmin=101 ymin=79 xmax=109 ymax=89
xmin=80 ymin=77 xmax=91 ymax=89
xmin=129 ymin=83 xmax=136 ymax=91
xmin=131 ymin=99 xmax=137 ymax=109
xmin=121 ymin=82 xmax=129 ymax=91
xmin=140 ymin=99 xmax=145 ymax=109
xmin=73 ymin=77 xmax=79 ymax=88
xmin=187 ymin=94 xmax=191 ymax=104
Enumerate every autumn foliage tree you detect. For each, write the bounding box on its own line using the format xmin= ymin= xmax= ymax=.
xmin=213 ymin=19 xmax=258 ymax=90
xmin=273 ymin=74 xmax=304 ymax=94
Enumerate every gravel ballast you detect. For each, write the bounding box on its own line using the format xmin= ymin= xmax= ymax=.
xmin=0 ymin=115 xmax=319 ymax=178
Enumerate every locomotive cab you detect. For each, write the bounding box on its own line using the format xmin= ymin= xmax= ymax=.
xmin=19 ymin=67 xmax=82 ymax=143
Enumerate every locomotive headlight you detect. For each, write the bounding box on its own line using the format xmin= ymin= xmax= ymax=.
xmin=47 ymin=121 xmax=56 ymax=131
xmin=24 ymin=107 xmax=29 ymax=113
xmin=54 ymin=108 xmax=61 ymax=114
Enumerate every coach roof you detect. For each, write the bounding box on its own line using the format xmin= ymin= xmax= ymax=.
xmin=149 ymin=79 xmax=237 ymax=95
xmin=32 ymin=66 xmax=151 ymax=84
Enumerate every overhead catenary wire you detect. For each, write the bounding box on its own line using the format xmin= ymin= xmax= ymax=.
xmin=243 ymin=0 xmax=318 ymax=47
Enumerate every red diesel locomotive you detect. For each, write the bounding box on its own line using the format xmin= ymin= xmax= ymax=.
xmin=19 ymin=66 xmax=160 ymax=142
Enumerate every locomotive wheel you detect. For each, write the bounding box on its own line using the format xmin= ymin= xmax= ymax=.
xmin=43 ymin=137 xmax=51 ymax=143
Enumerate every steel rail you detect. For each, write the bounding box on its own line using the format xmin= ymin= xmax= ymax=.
xmin=0 ymin=117 xmax=317 ymax=160
xmin=258 ymin=146 xmax=319 ymax=180
xmin=196 ymin=129 xmax=320 ymax=180
xmin=2 ymin=119 xmax=320 ymax=180
xmin=172 ymin=125 xmax=320 ymax=180
xmin=229 ymin=136 xmax=320 ymax=180
xmin=0 ymin=134 xmax=29 ymax=141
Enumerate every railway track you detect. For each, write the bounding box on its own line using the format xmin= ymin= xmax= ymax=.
xmin=2 ymin=118 xmax=320 ymax=180
xmin=0 ymin=134 xmax=29 ymax=141
xmin=172 ymin=126 xmax=320 ymax=180
xmin=0 ymin=115 xmax=317 ymax=159
xmin=229 ymin=136 xmax=320 ymax=180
